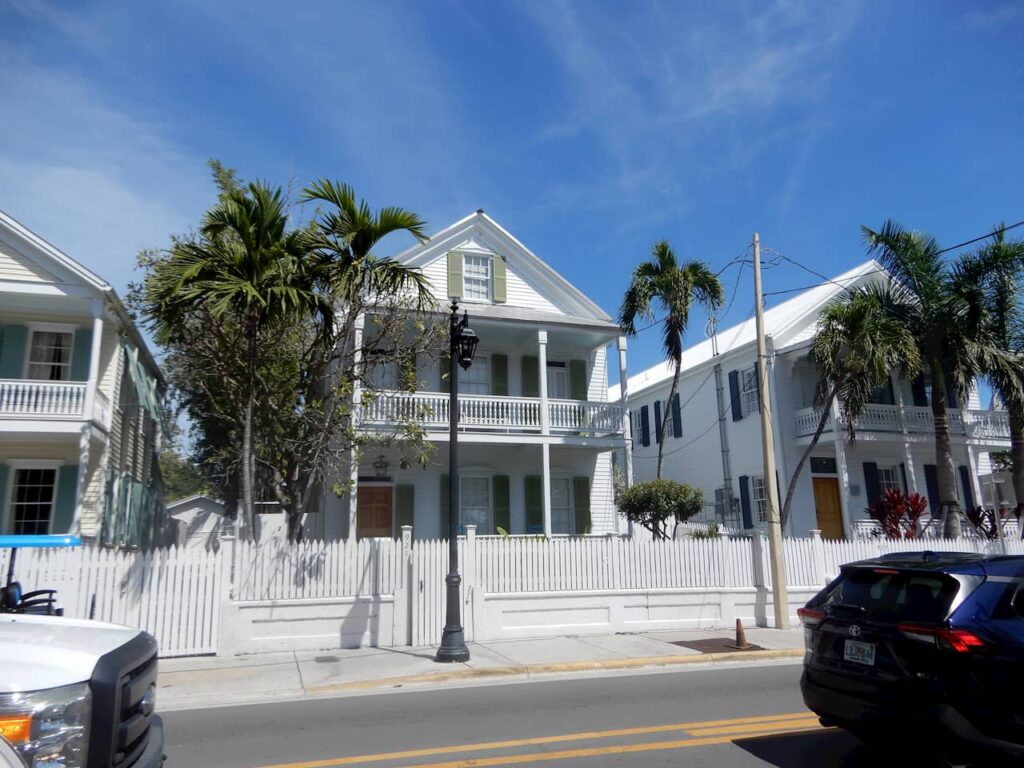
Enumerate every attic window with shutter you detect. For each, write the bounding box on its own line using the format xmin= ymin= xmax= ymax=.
xmin=464 ymin=255 xmax=491 ymax=301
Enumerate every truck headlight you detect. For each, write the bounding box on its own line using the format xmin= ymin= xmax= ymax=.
xmin=0 ymin=683 xmax=90 ymax=767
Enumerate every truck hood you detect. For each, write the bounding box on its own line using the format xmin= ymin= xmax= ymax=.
xmin=0 ymin=614 xmax=141 ymax=692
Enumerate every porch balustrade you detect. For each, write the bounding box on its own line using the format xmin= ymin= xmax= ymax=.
xmin=360 ymin=391 xmax=626 ymax=436
xmin=794 ymin=403 xmax=1011 ymax=441
xmin=0 ymin=379 xmax=87 ymax=418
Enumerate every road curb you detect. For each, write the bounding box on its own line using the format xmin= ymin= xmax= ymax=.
xmin=304 ymin=648 xmax=804 ymax=696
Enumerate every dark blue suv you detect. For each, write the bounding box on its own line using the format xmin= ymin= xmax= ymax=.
xmin=799 ymin=551 xmax=1024 ymax=764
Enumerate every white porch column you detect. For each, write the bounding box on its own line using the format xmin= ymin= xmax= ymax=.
xmin=966 ymin=445 xmax=984 ymax=512
xmin=83 ymin=301 xmax=104 ymax=425
xmin=348 ymin=313 xmax=365 ymax=540
xmin=894 ymin=375 xmax=919 ymax=493
xmin=538 ymin=330 xmax=552 ymax=536
xmin=617 ymin=336 xmax=633 ymax=537
xmin=831 ymin=397 xmax=854 ymax=539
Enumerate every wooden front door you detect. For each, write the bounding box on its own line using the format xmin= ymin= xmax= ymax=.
xmin=812 ymin=477 xmax=845 ymax=540
xmin=357 ymin=486 xmax=393 ymax=539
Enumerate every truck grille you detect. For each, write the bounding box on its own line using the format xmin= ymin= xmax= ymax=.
xmin=89 ymin=631 xmax=159 ymax=768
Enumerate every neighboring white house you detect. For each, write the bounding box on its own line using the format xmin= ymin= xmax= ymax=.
xmin=166 ymin=495 xmax=287 ymax=549
xmin=315 ymin=211 xmax=630 ymax=540
xmin=614 ymin=259 xmax=1012 ymax=540
xmin=0 ymin=210 xmax=165 ymax=548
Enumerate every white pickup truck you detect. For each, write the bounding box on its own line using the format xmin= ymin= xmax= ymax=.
xmin=0 ymin=614 xmax=165 ymax=768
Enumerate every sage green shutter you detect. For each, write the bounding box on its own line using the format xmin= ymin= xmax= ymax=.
xmin=440 ymin=474 xmax=450 ymax=539
xmin=491 ymin=354 xmax=509 ymax=396
xmin=53 ymin=465 xmax=79 ymax=534
xmin=525 ymin=475 xmax=543 ymax=533
xmin=440 ymin=351 xmax=450 ymax=393
xmin=493 ymin=475 xmax=510 ymax=533
xmin=0 ymin=464 xmax=8 ymax=533
xmin=573 ymin=476 xmax=591 ymax=535
xmin=395 ymin=484 xmax=415 ymax=534
xmin=522 ymin=356 xmax=540 ymax=397
xmin=569 ymin=360 xmax=587 ymax=400
xmin=70 ymin=328 xmax=93 ymax=381
xmin=0 ymin=325 xmax=28 ymax=378
xmin=493 ymin=256 xmax=507 ymax=303
xmin=447 ymin=251 xmax=464 ymax=299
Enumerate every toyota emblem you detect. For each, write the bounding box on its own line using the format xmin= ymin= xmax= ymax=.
xmin=849 ymin=625 xmax=862 ymax=638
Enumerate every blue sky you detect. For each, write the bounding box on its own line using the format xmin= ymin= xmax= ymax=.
xmin=2 ymin=0 xmax=1023 ymax=379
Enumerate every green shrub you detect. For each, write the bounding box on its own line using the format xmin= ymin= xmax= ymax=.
xmin=617 ymin=479 xmax=704 ymax=539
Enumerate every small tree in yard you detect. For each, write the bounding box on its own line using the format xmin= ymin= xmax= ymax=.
xmin=617 ymin=479 xmax=704 ymax=540
xmin=866 ymin=489 xmax=929 ymax=539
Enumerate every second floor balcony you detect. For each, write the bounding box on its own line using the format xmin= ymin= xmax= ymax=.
xmin=360 ymin=391 xmax=627 ymax=438
xmin=0 ymin=379 xmax=111 ymax=427
xmin=794 ymin=403 xmax=1010 ymax=443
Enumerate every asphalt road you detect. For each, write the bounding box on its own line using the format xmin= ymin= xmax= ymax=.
xmin=161 ymin=662 xmax=912 ymax=767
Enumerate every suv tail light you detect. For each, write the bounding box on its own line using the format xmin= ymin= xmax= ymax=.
xmin=797 ymin=607 xmax=825 ymax=627
xmin=897 ymin=623 xmax=985 ymax=653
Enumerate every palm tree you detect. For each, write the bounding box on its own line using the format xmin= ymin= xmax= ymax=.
xmin=780 ymin=288 xmax=920 ymax=529
xmin=301 ymin=180 xmax=433 ymax=307
xmin=974 ymin=228 xmax=1024 ymax=534
xmin=619 ymin=242 xmax=724 ymax=479
xmin=862 ymin=220 xmax=1024 ymax=537
xmin=147 ymin=182 xmax=325 ymax=535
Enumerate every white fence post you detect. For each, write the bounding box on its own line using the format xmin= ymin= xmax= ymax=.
xmin=809 ymin=529 xmax=828 ymax=586
xmin=393 ymin=526 xmax=413 ymax=646
xmin=464 ymin=525 xmax=477 ymax=642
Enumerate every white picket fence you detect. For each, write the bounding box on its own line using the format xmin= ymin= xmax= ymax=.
xmin=3 ymin=530 xmax=1023 ymax=657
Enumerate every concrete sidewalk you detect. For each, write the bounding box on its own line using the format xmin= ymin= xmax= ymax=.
xmin=157 ymin=627 xmax=804 ymax=711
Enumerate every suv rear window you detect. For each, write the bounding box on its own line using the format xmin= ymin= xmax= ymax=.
xmin=822 ymin=568 xmax=960 ymax=624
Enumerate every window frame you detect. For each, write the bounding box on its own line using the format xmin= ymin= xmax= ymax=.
xmin=460 ymin=353 xmax=491 ymax=395
xmin=751 ymin=475 xmax=768 ymax=523
xmin=546 ymin=361 xmax=569 ymax=400
xmin=878 ymin=465 xmax=901 ymax=493
xmin=3 ymin=459 xmax=64 ymax=536
xmin=741 ymin=366 xmax=759 ymax=417
xmin=549 ymin=475 xmax=575 ymax=535
xmin=24 ymin=323 xmax=77 ymax=382
xmin=459 ymin=473 xmax=493 ymax=534
xmin=462 ymin=253 xmax=492 ymax=303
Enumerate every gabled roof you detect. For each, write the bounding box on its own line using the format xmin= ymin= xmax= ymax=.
xmin=0 ymin=209 xmax=164 ymax=384
xmin=395 ymin=210 xmax=614 ymax=324
xmin=610 ymin=259 xmax=884 ymax=400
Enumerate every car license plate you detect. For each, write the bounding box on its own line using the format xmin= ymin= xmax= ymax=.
xmin=844 ymin=639 xmax=876 ymax=666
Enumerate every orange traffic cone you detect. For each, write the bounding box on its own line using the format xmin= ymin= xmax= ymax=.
xmin=732 ymin=618 xmax=750 ymax=650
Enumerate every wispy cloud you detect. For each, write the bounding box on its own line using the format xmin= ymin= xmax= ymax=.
xmin=963 ymin=5 xmax=1021 ymax=30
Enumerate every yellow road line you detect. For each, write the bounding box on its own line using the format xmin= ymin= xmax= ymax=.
xmin=254 ymin=712 xmax=817 ymax=768
xmin=687 ymin=717 xmax=820 ymax=738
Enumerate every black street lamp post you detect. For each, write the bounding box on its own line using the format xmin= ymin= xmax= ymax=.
xmin=436 ymin=300 xmax=479 ymax=663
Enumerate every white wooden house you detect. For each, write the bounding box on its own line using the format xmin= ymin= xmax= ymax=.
xmin=315 ymin=211 xmax=630 ymax=540
xmin=0 ymin=210 xmax=165 ymax=548
xmin=615 ymin=260 xmax=1011 ymax=539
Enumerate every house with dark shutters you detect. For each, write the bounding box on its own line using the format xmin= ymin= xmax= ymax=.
xmin=613 ymin=260 xmax=1012 ymax=539
xmin=0 ymin=210 xmax=166 ymax=548
xmin=309 ymin=211 xmax=631 ymax=540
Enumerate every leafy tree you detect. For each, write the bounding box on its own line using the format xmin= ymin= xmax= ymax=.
xmin=781 ymin=288 xmax=920 ymax=529
xmin=160 ymin=448 xmax=210 ymax=501
xmin=619 ymin=242 xmax=724 ymax=478
xmin=862 ymin=220 xmax=1024 ymax=537
xmin=617 ymin=478 xmax=704 ymax=539
xmin=145 ymin=180 xmax=325 ymax=536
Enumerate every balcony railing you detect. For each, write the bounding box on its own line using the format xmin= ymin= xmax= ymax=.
xmin=0 ymin=379 xmax=86 ymax=418
xmin=359 ymin=391 xmax=626 ymax=437
xmin=794 ymin=404 xmax=1010 ymax=441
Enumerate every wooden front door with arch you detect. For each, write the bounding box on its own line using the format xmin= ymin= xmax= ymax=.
xmin=357 ymin=486 xmax=393 ymax=539
xmin=812 ymin=477 xmax=845 ymax=540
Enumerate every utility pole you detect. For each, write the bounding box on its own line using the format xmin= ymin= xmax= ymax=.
xmin=752 ymin=232 xmax=790 ymax=629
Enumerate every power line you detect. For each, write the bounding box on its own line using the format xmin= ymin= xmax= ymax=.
xmin=936 ymin=219 xmax=1024 ymax=255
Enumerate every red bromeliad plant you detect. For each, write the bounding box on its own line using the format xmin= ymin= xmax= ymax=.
xmin=867 ymin=489 xmax=929 ymax=539
xmin=965 ymin=506 xmax=1012 ymax=540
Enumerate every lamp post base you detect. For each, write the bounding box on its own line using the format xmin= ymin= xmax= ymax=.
xmin=436 ymin=627 xmax=470 ymax=663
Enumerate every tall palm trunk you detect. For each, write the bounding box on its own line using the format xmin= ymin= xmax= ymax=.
xmin=657 ymin=363 xmax=681 ymax=479
xmin=1010 ymin=410 xmax=1024 ymax=538
xmin=781 ymin=385 xmax=838 ymax=530
xmin=241 ymin=311 xmax=258 ymax=539
xmin=930 ymin=362 xmax=962 ymax=537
